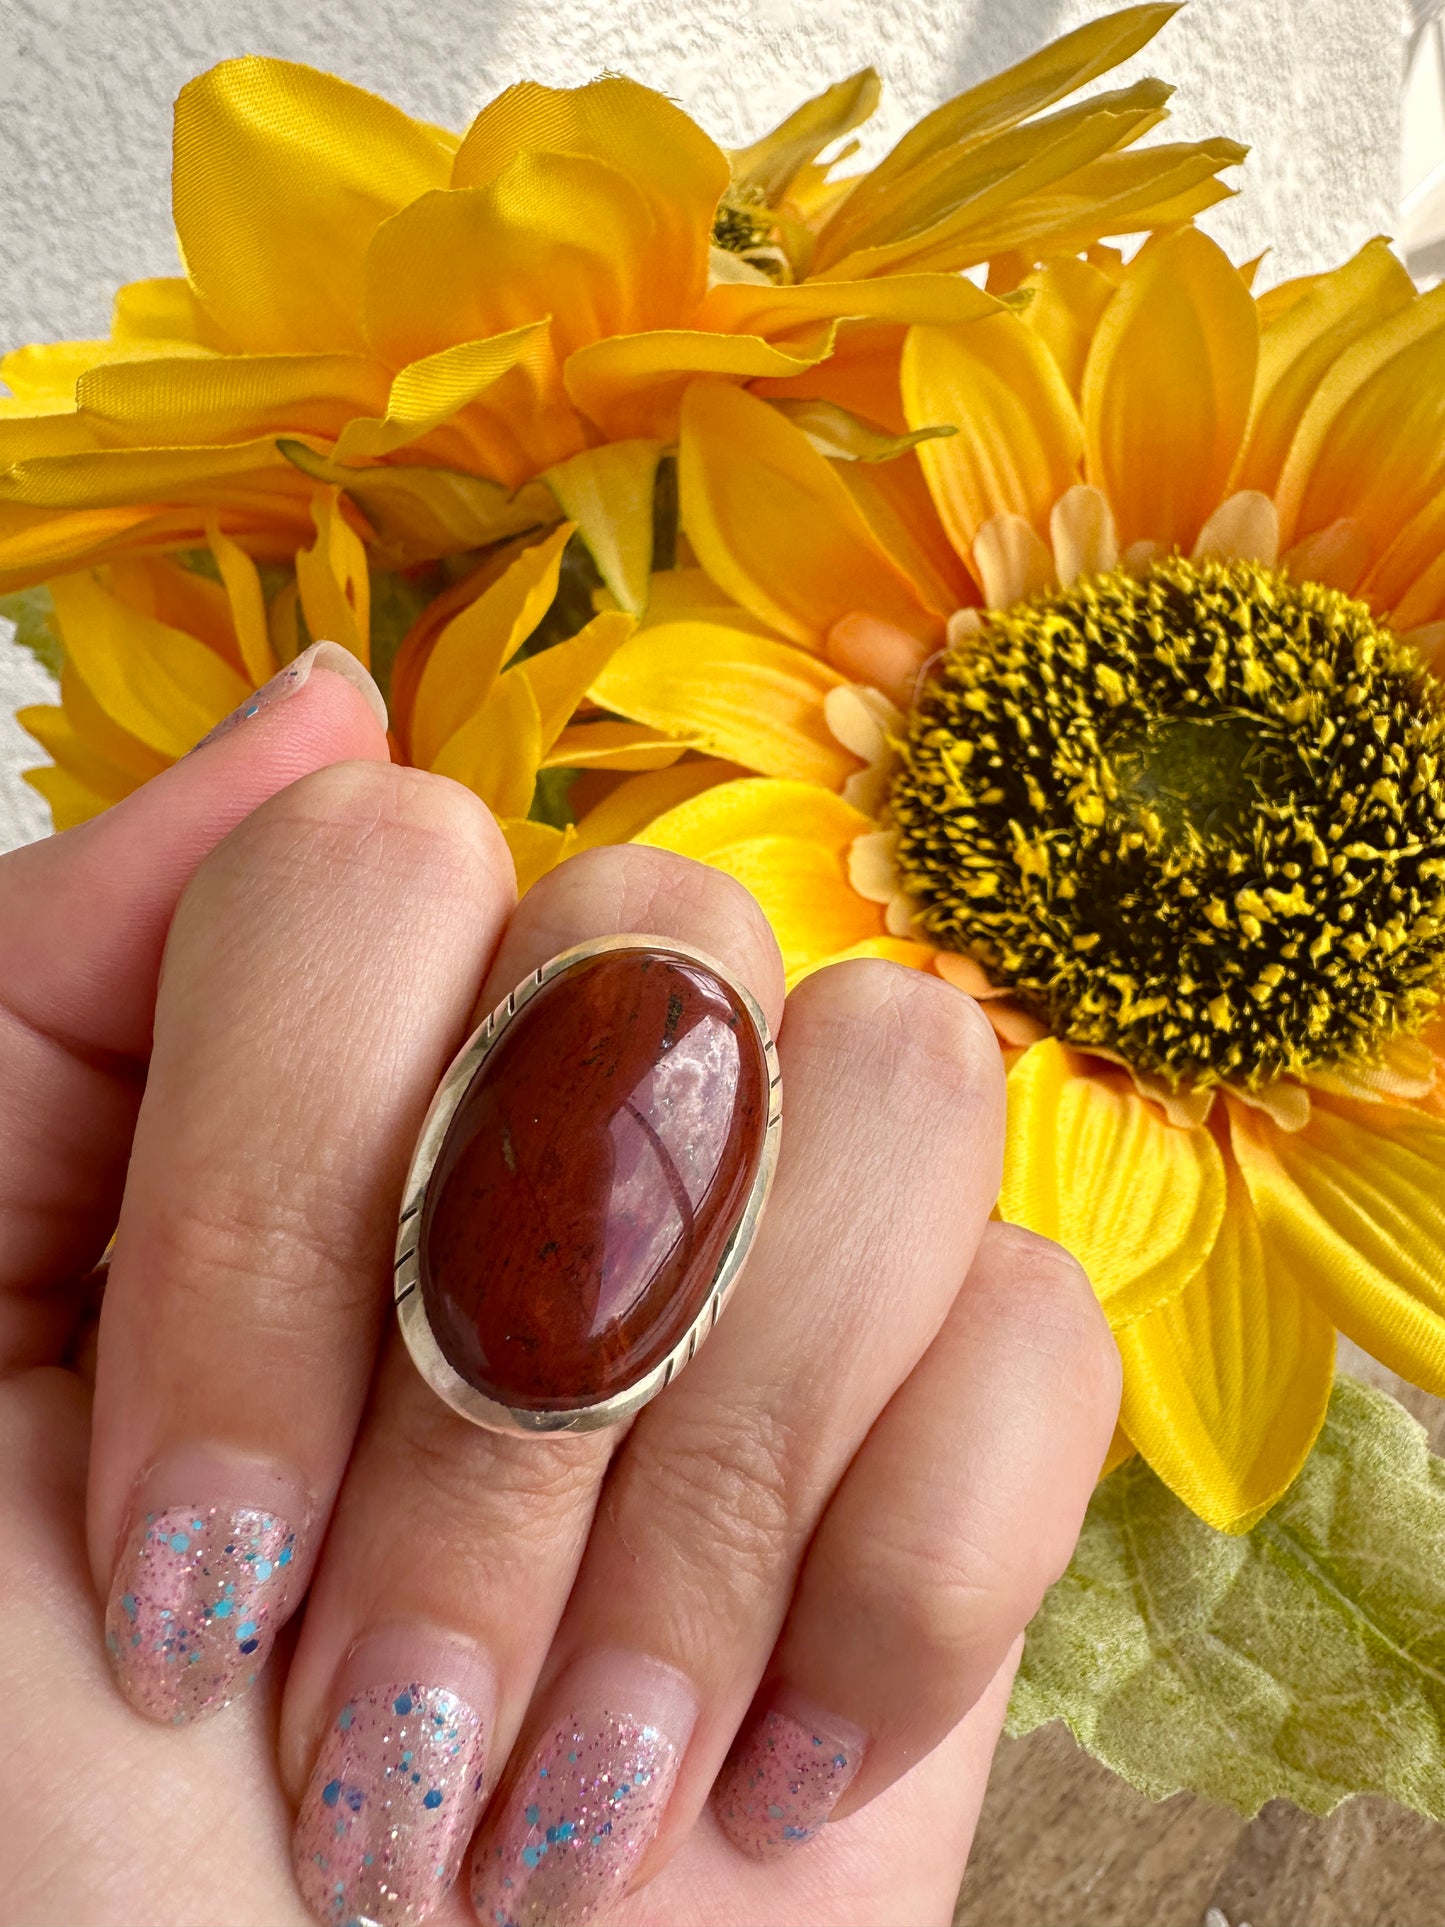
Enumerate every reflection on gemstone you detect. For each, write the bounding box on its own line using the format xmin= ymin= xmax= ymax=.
xmin=419 ymin=948 xmax=768 ymax=1410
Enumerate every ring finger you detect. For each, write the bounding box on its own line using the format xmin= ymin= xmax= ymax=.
xmin=278 ymin=842 xmax=786 ymax=1927
xmin=465 ymin=956 xmax=1007 ymax=1925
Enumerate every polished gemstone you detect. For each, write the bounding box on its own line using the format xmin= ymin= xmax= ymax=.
xmin=419 ymin=948 xmax=770 ymax=1411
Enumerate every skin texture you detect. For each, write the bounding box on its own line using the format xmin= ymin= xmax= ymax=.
xmin=0 ymin=662 xmax=1120 ymax=1927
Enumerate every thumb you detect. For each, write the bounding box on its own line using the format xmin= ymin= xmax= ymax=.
xmin=0 ymin=641 xmax=390 ymax=1341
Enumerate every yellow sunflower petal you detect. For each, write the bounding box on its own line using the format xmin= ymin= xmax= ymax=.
xmin=1082 ymin=226 xmax=1258 ymax=553
xmin=544 ymin=439 xmax=663 ymax=615
xmin=0 ymin=439 xmax=305 ymax=511
xmin=48 ymin=571 xmax=249 ymax=758
xmin=636 ymin=777 xmax=883 ymax=981
xmin=1274 ymin=281 xmax=1445 ymax=554
xmin=1001 ymin=1037 xmax=1228 ymax=1323
xmin=563 ymin=326 xmax=835 ymax=444
xmin=17 ymin=698 xmax=153 ymax=802
xmin=45 ymin=661 xmax=171 ymax=786
xmin=333 ymin=324 xmax=564 ymax=468
xmin=697 ymin=273 xmax=998 ymax=342
xmin=111 ymin=276 xmax=221 ymax=348
xmin=207 ymin=521 xmax=276 ymax=685
xmin=76 ymin=352 xmax=389 ymax=446
xmin=727 ymin=69 xmax=880 ymax=203
xmin=518 ymin=610 xmax=636 ymax=758
xmin=834 ymin=451 xmax=976 ymax=618
xmin=1116 ymin=1159 xmax=1335 ymax=1532
xmin=173 ymin=57 xmax=454 ymax=353
xmin=451 ymin=76 xmax=728 ymax=304
xmin=22 ymin=760 xmax=117 ymax=831
xmin=431 ymin=669 xmax=543 ymax=820
xmin=1230 ymin=1093 xmax=1445 ymax=1396
xmin=572 ymin=758 xmax=742 ymax=848
xmin=410 ymin=523 xmax=573 ymax=767
xmin=499 ymin=817 xmax=577 ymax=897
xmin=543 ymin=720 xmax=689 ymax=772
xmin=592 ymin=622 xmax=857 ymax=786
xmin=295 ymin=490 xmax=370 ymax=668
xmin=1233 ymin=237 xmax=1414 ymax=499
xmin=678 ymin=382 xmax=938 ymax=649
xmin=1019 ymin=256 xmax=1119 ymax=398
xmin=904 ymin=314 xmax=1084 ymax=556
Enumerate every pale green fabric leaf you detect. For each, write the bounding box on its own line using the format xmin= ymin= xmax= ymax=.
xmin=0 ymin=585 xmax=62 ymax=677
xmin=1009 ymin=1376 xmax=1445 ymax=1820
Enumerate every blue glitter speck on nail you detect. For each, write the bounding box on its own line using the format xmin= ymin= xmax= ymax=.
xmin=322 ymin=1780 xmax=342 ymax=1808
xmin=525 ymin=1804 xmax=541 ymax=1825
xmin=211 ymin=1597 xmax=233 ymax=1619
xmin=393 ymin=1691 xmax=413 ymax=1715
xmin=423 ymin=1788 xmax=443 ymax=1809
xmin=521 ymin=1844 xmax=546 ymax=1869
xmin=278 ymin=1544 xmax=293 ymax=1565
xmin=337 ymin=1706 xmax=354 ymax=1731
xmin=121 ymin=1593 xmax=138 ymax=1620
xmin=169 ymin=1532 xmax=190 ymax=1552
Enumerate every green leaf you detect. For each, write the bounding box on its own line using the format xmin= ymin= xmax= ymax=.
xmin=0 ymin=585 xmax=63 ymax=678
xmin=528 ymin=766 xmax=579 ymax=831
xmin=1009 ymin=1375 xmax=1445 ymax=1820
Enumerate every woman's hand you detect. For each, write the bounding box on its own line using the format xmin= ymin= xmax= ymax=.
xmin=0 ymin=644 xmax=1119 ymax=1927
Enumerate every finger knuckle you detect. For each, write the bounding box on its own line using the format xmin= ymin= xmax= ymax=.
xmin=214 ymin=761 xmax=508 ymax=909
xmin=831 ymin=1515 xmax=1026 ymax=1674
xmin=984 ymin=1223 xmax=1123 ymax=1421
xmin=793 ymin=961 xmax=1000 ymax=1098
xmin=618 ymin=1395 xmax=803 ymax=1625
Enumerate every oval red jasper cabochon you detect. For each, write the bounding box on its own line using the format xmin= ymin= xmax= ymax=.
xmin=418 ymin=947 xmax=771 ymax=1412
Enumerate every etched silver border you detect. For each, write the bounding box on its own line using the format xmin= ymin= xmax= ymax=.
xmin=395 ymin=933 xmax=782 ymax=1436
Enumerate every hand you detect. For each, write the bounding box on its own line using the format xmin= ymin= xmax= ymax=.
xmin=0 ymin=643 xmax=1119 ymax=1927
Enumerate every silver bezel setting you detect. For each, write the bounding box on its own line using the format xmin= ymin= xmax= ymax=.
xmin=395 ymin=933 xmax=782 ymax=1436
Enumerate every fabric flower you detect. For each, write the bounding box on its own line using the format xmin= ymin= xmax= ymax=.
xmin=601 ymin=227 xmax=1445 ymax=1533
xmin=0 ymin=5 xmax=1240 ymax=604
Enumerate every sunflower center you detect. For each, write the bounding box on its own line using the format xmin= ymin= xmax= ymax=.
xmin=889 ymin=556 xmax=1445 ymax=1090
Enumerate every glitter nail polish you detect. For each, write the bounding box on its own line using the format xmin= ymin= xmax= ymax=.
xmin=104 ymin=1503 xmax=296 ymax=1723
xmin=470 ymin=1708 xmax=681 ymax=1927
xmin=293 ymin=1682 xmax=487 ymax=1927
xmin=712 ymin=1703 xmax=864 ymax=1858
xmin=190 ymin=639 xmax=388 ymax=752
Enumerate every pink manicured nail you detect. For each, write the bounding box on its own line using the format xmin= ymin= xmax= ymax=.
xmin=191 ymin=639 xmax=388 ymax=752
xmin=712 ymin=1698 xmax=865 ymax=1858
xmin=294 ymin=1680 xmax=488 ymax=1927
xmin=104 ymin=1502 xmax=297 ymax=1723
xmin=470 ymin=1655 xmax=694 ymax=1927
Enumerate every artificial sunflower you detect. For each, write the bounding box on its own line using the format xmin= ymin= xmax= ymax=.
xmin=15 ymin=508 xmax=699 ymax=865
xmin=0 ymin=3 xmax=1241 ymax=609
xmin=597 ymin=225 xmax=1445 ymax=1533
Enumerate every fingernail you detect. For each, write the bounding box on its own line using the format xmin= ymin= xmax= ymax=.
xmin=712 ymin=1697 xmax=865 ymax=1858
xmin=294 ymin=1652 xmax=491 ymax=1927
xmin=104 ymin=1501 xmax=298 ymax=1723
xmin=191 ymin=639 xmax=388 ymax=751
xmin=469 ymin=1653 xmax=695 ymax=1927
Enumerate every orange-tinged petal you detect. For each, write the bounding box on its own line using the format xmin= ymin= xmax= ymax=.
xmin=1233 ymin=237 xmax=1414 ymax=499
xmin=1360 ymin=486 xmax=1445 ymax=629
xmin=678 ymin=382 xmax=938 ymax=649
xmin=592 ymin=622 xmax=857 ymax=785
xmin=835 ymin=446 xmax=979 ymax=618
xmin=431 ymin=668 xmax=542 ymax=820
xmin=1116 ymin=1160 xmax=1335 ymax=1532
xmin=1230 ymin=1092 xmax=1445 ymax=1396
xmin=48 ymin=570 xmax=249 ymax=758
xmin=544 ymin=439 xmax=664 ymax=614
xmin=1001 ymin=1038 xmax=1228 ymax=1323
xmin=903 ymin=315 xmax=1083 ymax=557
xmin=295 ymin=489 xmax=370 ymax=668
xmin=1082 ymin=227 xmax=1258 ymax=552
xmin=636 ymin=776 xmax=883 ymax=981
xmin=173 ymin=57 xmax=454 ymax=353
xmin=452 ymin=76 xmax=727 ymax=310
xmin=564 ymin=325 xmax=835 ymax=444
xmin=76 ymin=352 xmax=390 ymax=447
xmin=1019 ymin=256 xmax=1118 ymax=398
xmin=1274 ymin=282 xmax=1445 ymax=553
xmin=409 ymin=524 xmax=573 ymax=767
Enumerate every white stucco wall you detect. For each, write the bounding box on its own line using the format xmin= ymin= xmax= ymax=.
xmin=0 ymin=0 xmax=1411 ymax=851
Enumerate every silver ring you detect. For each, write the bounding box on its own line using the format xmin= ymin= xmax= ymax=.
xmin=395 ymin=934 xmax=781 ymax=1436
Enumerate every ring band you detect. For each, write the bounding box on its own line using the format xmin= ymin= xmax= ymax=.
xmin=395 ymin=935 xmax=781 ymax=1435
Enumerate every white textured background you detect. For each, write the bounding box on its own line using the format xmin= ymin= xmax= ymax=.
xmin=0 ymin=0 xmax=1412 ymax=851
